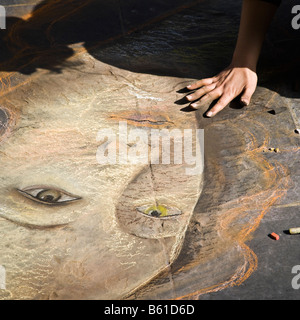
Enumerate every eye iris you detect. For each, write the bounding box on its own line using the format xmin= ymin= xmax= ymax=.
xmin=36 ymin=190 xmax=62 ymax=203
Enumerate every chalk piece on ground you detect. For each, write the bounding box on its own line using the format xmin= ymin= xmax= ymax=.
xmin=289 ymin=227 xmax=300 ymax=235
xmin=269 ymin=232 xmax=280 ymax=240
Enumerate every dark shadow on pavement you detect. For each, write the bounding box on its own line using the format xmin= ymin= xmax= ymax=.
xmin=0 ymin=0 xmax=299 ymax=100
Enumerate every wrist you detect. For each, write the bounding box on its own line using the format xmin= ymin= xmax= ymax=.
xmin=231 ymin=53 xmax=258 ymax=72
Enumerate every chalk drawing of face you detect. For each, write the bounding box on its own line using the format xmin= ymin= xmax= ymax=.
xmin=0 ymin=0 xmax=293 ymax=300
xmin=0 ymin=53 xmax=204 ymax=299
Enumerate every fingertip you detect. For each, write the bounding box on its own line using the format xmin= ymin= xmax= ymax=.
xmin=240 ymin=99 xmax=249 ymax=106
xmin=206 ymin=103 xmax=224 ymax=117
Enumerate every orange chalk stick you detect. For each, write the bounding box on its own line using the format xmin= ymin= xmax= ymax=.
xmin=270 ymin=232 xmax=280 ymax=240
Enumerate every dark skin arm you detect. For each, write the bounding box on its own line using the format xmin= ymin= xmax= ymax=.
xmin=186 ymin=0 xmax=278 ymax=117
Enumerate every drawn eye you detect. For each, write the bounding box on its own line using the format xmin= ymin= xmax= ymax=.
xmin=17 ymin=187 xmax=81 ymax=205
xmin=136 ymin=204 xmax=182 ymax=219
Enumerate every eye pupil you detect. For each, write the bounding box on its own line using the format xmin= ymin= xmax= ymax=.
xmin=150 ymin=210 xmax=160 ymax=217
xmin=37 ymin=190 xmax=61 ymax=203
xmin=44 ymin=195 xmax=54 ymax=201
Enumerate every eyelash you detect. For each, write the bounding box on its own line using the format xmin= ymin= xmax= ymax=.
xmin=17 ymin=187 xmax=81 ymax=205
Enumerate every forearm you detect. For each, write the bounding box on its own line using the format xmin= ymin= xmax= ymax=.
xmin=231 ymin=0 xmax=278 ymax=71
xmin=186 ymin=0 xmax=280 ymax=117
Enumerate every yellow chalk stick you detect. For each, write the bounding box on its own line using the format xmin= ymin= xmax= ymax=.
xmin=289 ymin=227 xmax=300 ymax=234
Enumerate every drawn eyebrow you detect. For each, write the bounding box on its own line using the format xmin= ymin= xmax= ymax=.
xmin=0 ymin=108 xmax=9 ymax=135
xmin=0 ymin=106 xmax=17 ymax=143
xmin=108 ymin=111 xmax=175 ymax=128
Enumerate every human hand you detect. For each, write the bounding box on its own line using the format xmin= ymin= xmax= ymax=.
xmin=185 ymin=65 xmax=258 ymax=117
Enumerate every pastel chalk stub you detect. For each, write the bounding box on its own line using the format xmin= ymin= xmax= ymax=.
xmin=270 ymin=232 xmax=280 ymax=240
xmin=289 ymin=227 xmax=300 ymax=235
